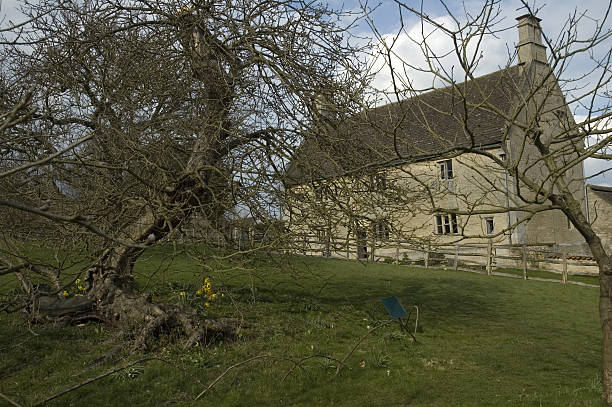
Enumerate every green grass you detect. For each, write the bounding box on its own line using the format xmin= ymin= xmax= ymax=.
xmin=0 ymin=248 xmax=605 ymax=406
xmin=491 ymin=266 xmax=600 ymax=285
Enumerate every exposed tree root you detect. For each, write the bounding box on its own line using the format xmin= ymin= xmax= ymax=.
xmin=35 ymin=295 xmax=94 ymax=318
xmin=28 ymin=288 xmax=238 ymax=351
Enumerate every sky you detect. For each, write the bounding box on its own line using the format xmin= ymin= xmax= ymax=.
xmin=331 ymin=0 xmax=612 ymax=185
xmin=1 ymin=0 xmax=610 ymax=185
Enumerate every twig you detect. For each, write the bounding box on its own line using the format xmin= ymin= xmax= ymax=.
xmin=335 ymin=320 xmax=392 ymax=376
xmin=31 ymin=357 xmax=203 ymax=406
xmin=412 ymin=305 xmax=419 ymax=337
xmin=195 ymin=354 xmax=300 ymax=400
xmin=399 ymin=305 xmax=419 ymax=342
xmin=0 ymin=391 xmax=23 ymax=407
xmin=281 ymin=354 xmax=345 ymax=383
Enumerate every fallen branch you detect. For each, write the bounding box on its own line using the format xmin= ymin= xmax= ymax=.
xmin=195 ymin=354 xmax=303 ymax=400
xmin=0 ymin=391 xmax=23 ymax=407
xmin=335 ymin=320 xmax=392 ymax=376
xmin=281 ymin=354 xmax=346 ymax=382
xmin=31 ymin=357 xmax=203 ymax=406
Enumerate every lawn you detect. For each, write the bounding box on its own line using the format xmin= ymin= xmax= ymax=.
xmin=0 ymin=247 xmax=604 ymax=406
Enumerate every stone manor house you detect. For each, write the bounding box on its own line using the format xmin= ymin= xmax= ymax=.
xmin=283 ymin=14 xmax=611 ymax=262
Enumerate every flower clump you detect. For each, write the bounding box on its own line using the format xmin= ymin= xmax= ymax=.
xmin=63 ymin=278 xmax=86 ymax=297
xmin=196 ymin=277 xmax=217 ymax=307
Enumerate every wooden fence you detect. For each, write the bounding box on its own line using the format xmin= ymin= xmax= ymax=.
xmin=286 ymin=234 xmax=599 ymax=288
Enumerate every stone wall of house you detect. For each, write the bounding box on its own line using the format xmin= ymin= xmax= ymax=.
xmin=588 ymin=185 xmax=612 ymax=253
xmin=286 ymin=146 xmax=594 ymax=265
xmin=286 ymin=151 xmax=519 ymax=260
xmin=503 ymin=63 xmax=587 ymax=253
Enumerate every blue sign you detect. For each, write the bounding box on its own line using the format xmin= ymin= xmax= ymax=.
xmin=381 ymin=296 xmax=407 ymax=319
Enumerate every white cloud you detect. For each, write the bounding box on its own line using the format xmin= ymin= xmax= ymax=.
xmin=575 ymin=114 xmax=612 ymax=187
xmin=366 ymin=13 xmax=518 ymax=104
xmin=363 ymin=4 xmax=611 ymax=185
xmin=0 ymin=0 xmax=25 ymax=25
xmin=584 ymin=159 xmax=612 ymax=186
xmin=364 ymin=0 xmax=611 ymax=107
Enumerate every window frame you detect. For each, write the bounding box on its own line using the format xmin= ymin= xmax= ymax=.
xmin=313 ymin=181 xmax=327 ymax=201
xmin=434 ymin=213 xmax=458 ymax=235
xmin=438 ymin=159 xmax=454 ymax=180
xmin=484 ymin=217 xmax=494 ymax=235
xmin=373 ymin=172 xmax=387 ymax=191
xmin=373 ymin=219 xmax=391 ymax=241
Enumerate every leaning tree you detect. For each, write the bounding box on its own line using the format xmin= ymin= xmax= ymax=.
xmin=0 ymin=0 xmax=369 ymax=349
xmin=366 ymin=0 xmax=612 ymax=402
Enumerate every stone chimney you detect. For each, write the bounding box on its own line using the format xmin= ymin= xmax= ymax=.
xmin=314 ymin=94 xmax=336 ymax=121
xmin=516 ymin=14 xmax=547 ymax=65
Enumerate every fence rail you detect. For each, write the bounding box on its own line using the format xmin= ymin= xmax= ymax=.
xmin=283 ymin=234 xmax=599 ymax=288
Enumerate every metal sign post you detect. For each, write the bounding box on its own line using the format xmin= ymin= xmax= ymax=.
xmin=381 ymin=296 xmax=418 ymax=342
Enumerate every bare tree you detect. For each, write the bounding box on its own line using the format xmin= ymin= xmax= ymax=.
xmin=284 ymin=0 xmax=612 ymax=402
xmin=0 ymin=0 xmax=368 ymax=349
xmin=373 ymin=1 xmax=612 ymax=400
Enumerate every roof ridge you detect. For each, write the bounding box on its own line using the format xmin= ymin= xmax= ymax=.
xmin=368 ymin=64 xmax=521 ymax=113
xmin=286 ymin=64 xmax=524 ymax=185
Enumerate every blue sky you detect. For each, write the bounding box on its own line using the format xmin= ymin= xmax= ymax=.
xmin=2 ymin=0 xmax=610 ymax=185
xmin=328 ymin=0 xmax=611 ymax=185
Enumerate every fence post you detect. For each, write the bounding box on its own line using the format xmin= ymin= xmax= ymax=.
xmin=486 ymin=241 xmax=492 ymax=276
xmin=454 ymin=244 xmax=459 ymax=271
xmin=562 ymin=249 xmax=568 ymax=284
xmin=370 ymin=239 xmax=375 ymax=262
xmin=425 ymin=250 xmax=429 ymax=269
xmin=522 ymin=245 xmax=527 ymax=280
xmin=346 ymin=237 xmax=350 ymax=260
xmin=395 ymin=244 xmax=399 ymax=266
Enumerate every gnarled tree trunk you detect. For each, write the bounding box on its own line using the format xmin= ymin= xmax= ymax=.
xmin=601 ymin=271 xmax=612 ymax=404
xmin=78 ymin=13 xmax=240 ymax=349
xmin=83 ymin=176 xmax=233 ymax=350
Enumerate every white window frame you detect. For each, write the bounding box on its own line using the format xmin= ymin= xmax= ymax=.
xmin=485 ymin=217 xmax=494 ymax=235
xmin=373 ymin=219 xmax=390 ymax=241
xmin=435 ymin=214 xmax=458 ymax=235
xmin=438 ymin=159 xmax=454 ymax=180
xmin=313 ymin=182 xmax=326 ymax=201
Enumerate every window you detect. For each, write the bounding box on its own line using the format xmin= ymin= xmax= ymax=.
xmin=354 ymin=175 xmax=370 ymax=192
xmin=353 ymin=172 xmax=387 ymax=192
xmin=485 ymin=217 xmax=494 ymax=235
xmin=357 ymin=172 xmax=387 ymax=192
xmin=373 ymin=172 xmax=386 ymax=191
xmin=315 ymin=228 xmax=331 ymax=255
xmin=313 ymin=182 xmax=326 ymax=201
xmin=438 ymin=159 xmax=453 ymax=179
xmin=372 ymin=219 xmax=391 ymax=241
xmin=435 ymin=214 xmax=458 ymax=235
